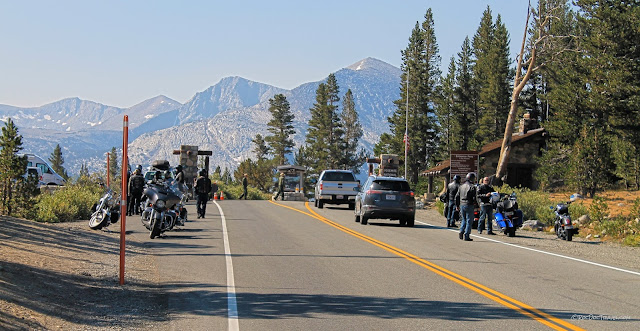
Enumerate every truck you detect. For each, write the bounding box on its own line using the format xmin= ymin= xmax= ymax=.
xmin=21 ymin=154 xmax=66 ymax=186
xmin=314 ymin=170 xmax=360 ymax=209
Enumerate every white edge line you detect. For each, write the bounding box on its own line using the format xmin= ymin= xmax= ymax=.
xmin=214 ymin=201 xmax=240 ymax=331
xmin=416 ymin=220 xmax=640 ymax=277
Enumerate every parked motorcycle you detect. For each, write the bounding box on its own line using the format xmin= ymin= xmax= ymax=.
xmin=493 ymin=192 xmax=523 ymax=237
xmin=89 ymin=184 xmax=120 ymax=230
xmin=140 ymin=180 xmax=184 ymax=239
xmin=553 ymin=195 xmax=581 ymax=241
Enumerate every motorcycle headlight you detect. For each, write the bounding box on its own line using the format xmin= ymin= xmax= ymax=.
xmin=156 ymin=200 xmax=166 ymax=209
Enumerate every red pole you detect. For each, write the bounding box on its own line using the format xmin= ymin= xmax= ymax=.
xmin=106 ymin=153 xmax=110 ymax=188
xmin=119 ymin=115 xmax=128 ymax=285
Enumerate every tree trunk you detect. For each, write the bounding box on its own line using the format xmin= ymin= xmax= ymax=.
xmin=495 ymin=5 xmax=534 ymax=184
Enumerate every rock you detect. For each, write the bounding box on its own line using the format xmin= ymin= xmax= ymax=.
xmin=522 ymin=220 xmax=545 ymax=231
xmin=578 ymin=214 xmax=590 ymax=223
xmin=415 ymin=201 xmax=424 ymax=209
xmin=586 ymin=234 xmax=592 ymax=239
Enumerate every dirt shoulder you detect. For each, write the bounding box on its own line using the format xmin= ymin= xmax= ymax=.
xmin=0 ymin=217 xmax=168 ymax=330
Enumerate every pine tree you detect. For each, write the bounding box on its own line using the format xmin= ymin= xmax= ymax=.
xmin=435 ymin=56 xmax=459 ymax=159
xmin=264 ymin=94 xmax=295 ymax=165
xmin=48 ymin=144 xmax=69 ymax=180
xmin=0 ymin=118 xmax=28 ymax=215
xmin=324 ymin=73 xmax=345 ymax=168
xmin=339 ymin=89 xmax=365 ymax=172
xmin=455 ymin=36 xmax=476 ymax=150
xmin=108 ymin=147 xmax=119 ymax=186
xmin=252 ymin=134 xmax=271 ymax=161
xmin=377 ymin=9 xmax=441 ymax=183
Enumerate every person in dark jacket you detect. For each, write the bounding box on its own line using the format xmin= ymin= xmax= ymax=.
xmin=446 ymin=175 xmax=461 ymax=227
xmin=238 ymin=173 xmax=248 ymax=200
xmin=194 ymin=169 xmax=212 ymax=219
xmin=128 ymin=169 xmax=145 ymax=215
xmin=273 ymin=173 xmax=285 ymax=201
xmin=455 ymin=172 xmax=477 ymax=241
xmin=476 ymin=176 xmax=496 ymax=235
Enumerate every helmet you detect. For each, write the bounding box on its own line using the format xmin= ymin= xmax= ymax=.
xmin=176 ymin=165 xmax=183 ymax=172
xmin=199 ymin=169 xmax=207 ymax=177
xmin=136 ymin=164 xmax=142 ymax=171
xmin=452 ymin=175 xmax=461 ymax=183
xmin=465 ymin=172 xmax=476 ymax=181
xmin=164 ymin=170 xmax=171 ymax=178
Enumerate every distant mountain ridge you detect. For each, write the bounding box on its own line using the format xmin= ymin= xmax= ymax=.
xmin=0 ymin=57 xmax=402 ymax=175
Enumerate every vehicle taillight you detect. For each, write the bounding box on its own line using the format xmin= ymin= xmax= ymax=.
xmin=320 ymin=183 xmax=323 ymax=190
xmin=400 ymin=191 xmax=414 ymax=197
xmin=366 ymin=190 xmax=382 ymax=194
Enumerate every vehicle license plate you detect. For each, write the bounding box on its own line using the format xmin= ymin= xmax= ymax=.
xmin=386 ymin=194 xmax=396 ymax=200
xmin=336 ymin=195 xmax=344 ymax=200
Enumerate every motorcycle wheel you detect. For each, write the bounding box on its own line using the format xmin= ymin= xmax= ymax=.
xmin=150 ymin=218 xmax=161 ymax=239
xmin=89 ymin=210 xmax=109 ymax=230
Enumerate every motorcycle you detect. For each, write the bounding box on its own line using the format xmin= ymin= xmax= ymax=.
xmin=89 ymin=184 xmax=121 ymax=230
xmin=493 ymin=192 xmax=524 ymax=237
xmin=140 ymin=180 xmax=185 ymax=239
xmin=553 ymin=195 xmax=581 ymax=241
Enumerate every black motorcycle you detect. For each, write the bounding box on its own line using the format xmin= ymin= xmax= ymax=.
xmin=553 ymin=195 xmax=581 ymax=241
xmin=89 ymin=184 xmax=120 ymax=230
xmin=140 ymin=180 xmax=183 ymax=239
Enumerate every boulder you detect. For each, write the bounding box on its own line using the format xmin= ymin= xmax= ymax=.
xmin=522 ymin=220 xmax=545 ymax=231
xmin=578 ymin=214 xmax=590 ymax=223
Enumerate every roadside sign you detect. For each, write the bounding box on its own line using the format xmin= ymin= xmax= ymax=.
xmin=450 ymin=151 xmax=478 ymax=181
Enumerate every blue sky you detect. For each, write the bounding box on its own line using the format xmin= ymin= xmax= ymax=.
xmin=0 ymin=0 xmax=530 ymax=108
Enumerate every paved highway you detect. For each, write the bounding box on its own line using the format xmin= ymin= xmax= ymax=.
xmin=138 ymin=200 xmax=640 ymax=330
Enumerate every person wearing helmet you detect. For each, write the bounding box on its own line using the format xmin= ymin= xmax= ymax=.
xmin=128 ymin=168 xmax=145 ymax=215
xmin=476 ymin=176 xmax=496 ymax=235
xmin=455 ymin=172 xmax=477 ymax=241
xmin=445 ymin=175 xmax=461 ymax=227
xmin=194 ymin=169 xmax=212 ymax=218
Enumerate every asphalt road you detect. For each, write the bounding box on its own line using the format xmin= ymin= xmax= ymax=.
xmin=139 ymin=200 xmax=640 ymax=330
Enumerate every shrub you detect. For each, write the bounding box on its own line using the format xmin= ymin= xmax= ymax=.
xmin=589 ymin=196 xmax=609 ymax=223
xmin=435 ymin=200 xmax=445 ymax=216
xmin=216 ymin=183 xmax=269 ymax=200
xmin=496 ymin=185 xmax=555 ymax=224
xmin=33 ymin=183 xmax=102 ymax=223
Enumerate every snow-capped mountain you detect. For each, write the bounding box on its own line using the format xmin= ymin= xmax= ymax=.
xmin=1 ymin=57 xmax=402 ymax=175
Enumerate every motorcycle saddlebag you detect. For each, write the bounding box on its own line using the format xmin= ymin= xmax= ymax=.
xmin=494 ymin=212 xmax=507 ymax=228
xmin=151 ymin=159 xmax=170 ymax=171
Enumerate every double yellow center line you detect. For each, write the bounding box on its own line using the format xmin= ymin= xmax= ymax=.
xmin=269 ymin=200 xmax=584 ymax=331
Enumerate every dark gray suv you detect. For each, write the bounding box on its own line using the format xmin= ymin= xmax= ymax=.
xmin=354 ymin=176 xmax=416 ymax=227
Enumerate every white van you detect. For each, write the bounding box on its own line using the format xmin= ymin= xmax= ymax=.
xmin=21 ymin=154 xmax=66 ymax=186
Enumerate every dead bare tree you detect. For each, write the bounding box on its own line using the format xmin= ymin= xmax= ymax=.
xmin=494 ymin=0 xmax=571 ymax=184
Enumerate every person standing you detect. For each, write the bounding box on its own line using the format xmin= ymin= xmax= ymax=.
xmin=238 ymin=173 xmax=249 ymax=200
xmin=128 ymin=168 xmax=145 ymax=215
xmin=174 ymin=165 xmax=185 ymax=191
xmin=446 ymin=175 xmax=461 ymax=227
xmin=194 ymin=169 xmax=212 ymax=219
xmin=476 ymin=176 xmax=496 ymax=235
xmin=455 ymin=172 xmax=477 ymax=241
xmin=273 ymin=173 xmax=285 ymax=201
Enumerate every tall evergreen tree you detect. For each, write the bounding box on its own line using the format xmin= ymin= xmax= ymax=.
xmin=435 ymin=56 xmax=459 ymax=159
xmin=339 ymin=89 xmax=365 ymax=172
xmin=252 ymin=134 xmax=271 ymax=161
xmin=473 ymin=7 xmax=513 ymax=147
xmin=264 ymin=94 xmax=295 ymax=165
xmin=48 ymin=144 xmax=69 ymax=180
xmin=455 ymin=36 xmax=476 ymax=150
xmin=376 ymin=9 xmax=441 ymax=183
xmin=108 ymin=147 xmax=119 ymax=186
xmin=0 ymin=119 xmax=27 ymax=215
